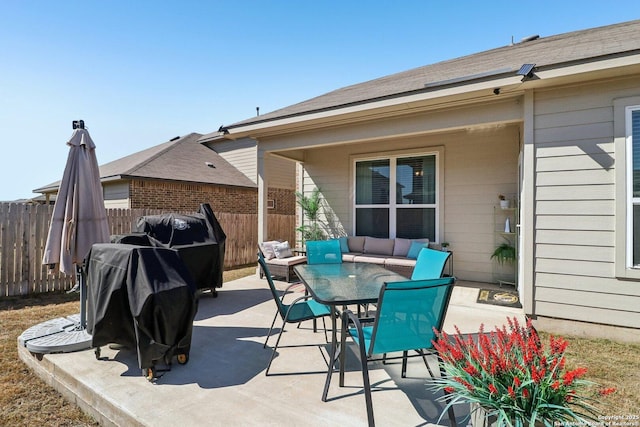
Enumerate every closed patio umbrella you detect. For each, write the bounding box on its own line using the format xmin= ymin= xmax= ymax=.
xmin=19 ymin=120 xmax=110 ymax=353
xmin=43 ymin=121 xmax=110 ymax=274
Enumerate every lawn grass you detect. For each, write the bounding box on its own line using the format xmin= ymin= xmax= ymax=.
xmin=1 ymin=290 xmax=100 ymax=426
xmin=540 ymin=330 xmax=640 ymax=415
xmin=2 ymin=267 xmax=638 ymax=424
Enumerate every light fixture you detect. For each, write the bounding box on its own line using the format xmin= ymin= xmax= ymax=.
xmin=516 ymin=63 xmax=536 ymax=81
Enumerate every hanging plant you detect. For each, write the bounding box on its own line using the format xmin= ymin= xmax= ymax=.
xmin=491 ymin=241 xmax=516 ymax=264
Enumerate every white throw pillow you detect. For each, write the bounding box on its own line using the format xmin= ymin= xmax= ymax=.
xmin=273 ymin=241 xmax=294 ymax=259
xmin=259 ymin=240 xmax=280 ymax=260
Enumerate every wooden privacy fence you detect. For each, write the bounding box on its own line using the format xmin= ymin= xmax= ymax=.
xmin=0 ymin=202 xmax=295 ymax=297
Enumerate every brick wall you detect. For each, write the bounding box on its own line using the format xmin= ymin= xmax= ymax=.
xmin=129 ymin=179 xmax=294 ymax=215
xmin=267 ymin=187 xmax=296 ymax=215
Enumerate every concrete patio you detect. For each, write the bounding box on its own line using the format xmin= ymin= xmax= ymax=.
xmin=18 ymin=274 xmax=524 ymax=427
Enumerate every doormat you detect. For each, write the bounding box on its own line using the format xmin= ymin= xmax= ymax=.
xmin=476 ymin=289 xmax=522 ymax=308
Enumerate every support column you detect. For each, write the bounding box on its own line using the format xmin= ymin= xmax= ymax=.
xmin=257 ymin=147 xmax=268 ymax=243
xmin=520 ymin=90 xmax=535 ymax=315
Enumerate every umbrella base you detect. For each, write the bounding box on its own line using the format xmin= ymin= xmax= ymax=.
xmin=19 ymin=314 xmax=92 ymax=354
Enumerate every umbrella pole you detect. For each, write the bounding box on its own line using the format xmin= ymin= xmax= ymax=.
xmin=77 ymin=265 xmax=87 ymax=329
xmin=18 ymin=263 xmax=92 ymax=353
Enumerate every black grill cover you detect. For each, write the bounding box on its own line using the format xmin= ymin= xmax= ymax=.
xmin=85 ymin=243 xmax=197 ymax=369
xmin=134 ymin=203 xmax=226 ymax=291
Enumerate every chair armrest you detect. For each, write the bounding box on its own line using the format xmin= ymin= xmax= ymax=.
xmin=283 ymin=283 xmax=302 ymax=293
xmin=279 ymin=283 xmax=310 ymax=304
xmin=285 ymin=293 xmax=315 ymax=305
xmin=342 ymin=309 xmax=371 ymax=360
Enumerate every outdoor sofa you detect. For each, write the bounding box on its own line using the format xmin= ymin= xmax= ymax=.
xmin=258 ymin=240 xmax=306 ymax=282
xmin=338 ymin=236 xmax=437 ymax=278
xmin=259 ymin=236 xmax=439 ymax=281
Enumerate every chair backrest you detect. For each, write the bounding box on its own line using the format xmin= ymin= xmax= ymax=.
xmin=257 ymin=251 xmax=287 ymax=317
xmin=306 ymin=239 xmax=343 ymax=264
xmin=410 ymin=247 xmax=451 ymax=280
xmin=367 ymin=277 xmax=455 ymax=356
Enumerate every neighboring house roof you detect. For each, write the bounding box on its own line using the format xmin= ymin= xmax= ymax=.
xmin=34 ymin=132 xmax=256 ymax=193
xmin=215 ymin=19 xmax=639 ymax=133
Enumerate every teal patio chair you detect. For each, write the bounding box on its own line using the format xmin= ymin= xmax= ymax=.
xmin=410 ymin=247 xmax=452 ymax=280
xmin=258 ymin=252 xmax=333 ymax=375
xmin=381 ymin=247 xmax=452 ymax=373
xmin=338 ymin=277 xmax=457 ymax=427
xmin=305 ymin=238 xmax=371 ymax=316
xmin=306 ymin=239 xmax=342 ymax=264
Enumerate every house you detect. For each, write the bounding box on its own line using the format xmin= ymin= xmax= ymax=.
xmin=204 ymin=20 xmax=640 ymax=341
xmin=34 ymin=132 xmax=295 ymax=216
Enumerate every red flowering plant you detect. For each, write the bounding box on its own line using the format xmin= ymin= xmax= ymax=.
xmin=431 ymin=317 xmax=615 ymax=427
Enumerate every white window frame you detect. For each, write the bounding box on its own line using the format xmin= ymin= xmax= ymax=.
xmin=351 ymin=148 xmax=442 ymax=240
xmin=625 ymin=105 xmax=640 ymax=268
xmin=614 ymin=96 xmax=640 ymax=279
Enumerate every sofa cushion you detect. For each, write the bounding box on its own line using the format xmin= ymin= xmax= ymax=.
xmin=407 ymin=241 xmax=429 ymax=259
xmin=259 ymin=240 xmax=280 ymax=260
xmin=273 ymin=241 xmax=294 ymax=259
xmin=341 ymin=253 xmax=359 ymax=262
xmin=353 ymin=254 xmax=386 ymax=265
xmin=347 ymin=236 xmax=366 ymax=252
xmin=364 ymin=237 xmax=395 ymax=256
xmin=266 ymin=255 xmax=307 ymax=266
xmin=384 ymin=257 xmax=417 ymax=268
xmin=392 ymin=238 xmax=412 ymax=257
xmin=338 ymin=236 xmax=350 ymax=253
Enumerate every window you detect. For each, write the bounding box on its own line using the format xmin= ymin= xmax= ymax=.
xmin=614 ymin=96 xmax=640 ymax=279
xmin=627 ymin=106 xmax=640 ymax=267
xmin=354 ymin=153 xmax=438 ymax=239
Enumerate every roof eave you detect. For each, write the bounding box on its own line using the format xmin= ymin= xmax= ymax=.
xmin=198 ymin=131 xmax=228 ymax=144
xmin=223 ymin=52 xmax=640 ymax=139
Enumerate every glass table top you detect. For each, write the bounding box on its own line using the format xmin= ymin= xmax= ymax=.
xmin=294 ymin=263 xmax=405 ymax=305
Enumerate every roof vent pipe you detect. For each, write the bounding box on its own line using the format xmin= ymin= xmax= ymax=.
xmin=520 ymin=34 xmax=540 ymax=43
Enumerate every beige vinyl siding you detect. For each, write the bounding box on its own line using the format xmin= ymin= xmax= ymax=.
xmin=265 ymin=156 xmax=296 ymax=189
xmin=300 ymin=144 xmax=352 ymax=238
xmin=210 ymin=137 xmax=295 ymax=189
xmin=103 ymin=181 xmax=129 ymax=209
xmin=444 ymin=126 xmax=519 ymax=283
xmin=104 ymin=199 xmax=129 ymax=209
xmin=533 ymin=77 xmax=640 ymax=328
xmin=208 ymin=137 xmax=257 ymax=184
xmin=535 ymin=301 xmax=640 ymax=329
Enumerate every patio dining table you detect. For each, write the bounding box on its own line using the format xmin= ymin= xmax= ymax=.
xmin=293 ymin=263 xmax=404 ymax=401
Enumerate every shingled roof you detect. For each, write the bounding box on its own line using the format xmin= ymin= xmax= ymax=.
xmin=35 ymin=133 xmax=256 ymax=193
xmin=222 ymin=19 xmax=640 ymax=131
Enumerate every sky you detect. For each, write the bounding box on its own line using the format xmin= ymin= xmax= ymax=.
xmin=1 ymin=1 xmax=638 ymax=201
